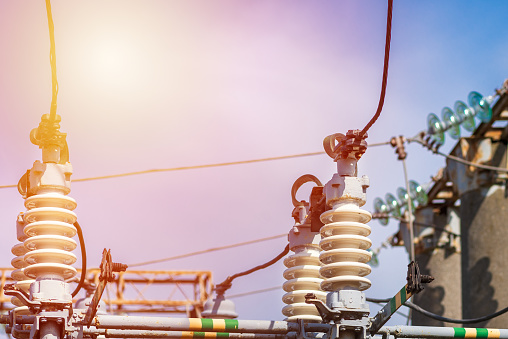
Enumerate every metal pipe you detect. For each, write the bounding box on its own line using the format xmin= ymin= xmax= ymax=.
xmin=94 ymin=316 xmax=331 ymax=334
xmin=84 ymin=328 xmax=296 ymax=339
xmin=378 ymin=326 xmax=508 ymax=338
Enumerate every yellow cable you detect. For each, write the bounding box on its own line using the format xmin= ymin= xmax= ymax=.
xmin=45 ymin=0 xmax=59 ymax=121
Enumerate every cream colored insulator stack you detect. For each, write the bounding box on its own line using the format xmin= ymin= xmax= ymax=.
xmin=10 ymin=213 xmax=34 ymax=313
xmin=282 ymin=205 xmax=326 ymax=322
xmin=319 ymin=174 xmax=373 ymax=292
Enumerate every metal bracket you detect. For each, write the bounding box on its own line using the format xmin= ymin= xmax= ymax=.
xmin=83 ymin=249 xmax=127 ymax=327
xmin=304 ymin=293 xmax=341 ymax=323
xmin=4 ymin=284 xmax=42 ymax=312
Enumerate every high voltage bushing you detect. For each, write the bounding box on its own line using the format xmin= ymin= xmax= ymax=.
xmin=282 ymin=175 xmax=325 ymax=323
xmin=373 ymin=180 xmax=428 ymax=226
xmin=427 ymin=91 xmax=495 ymax=145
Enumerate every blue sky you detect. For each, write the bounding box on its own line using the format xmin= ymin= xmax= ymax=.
xmin=0 ymin=0 xmax=507 ymax=326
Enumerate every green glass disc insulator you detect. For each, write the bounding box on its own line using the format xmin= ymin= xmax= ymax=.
xmin=373 ymin=197 xmax=389 ymax=226
xmin=468 ymin=91 xmax=492 ymax=123
xmin=454 ymin=100 xmax=476 ymax=132
xmin=427 ymin=113 xmax=445 ymax=144
xmin=385 ymin=193 xmax=401 ymax=218
xmin=409 ymin=180 xmax=428 ymax=206
xmin=441 ymin=107 xmax=461 ymax=139
xmin=367 ymin=249 xmax=379 ymax=268
xmin=396 ymin=187 xmax=415 ymax=210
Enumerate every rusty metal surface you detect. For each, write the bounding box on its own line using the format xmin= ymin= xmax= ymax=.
xmin=0 ymin=268 xmax=212 ymax=317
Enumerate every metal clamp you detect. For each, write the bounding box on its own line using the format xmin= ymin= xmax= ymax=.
xmin=304 ymin=293 xmax=341 ymax=323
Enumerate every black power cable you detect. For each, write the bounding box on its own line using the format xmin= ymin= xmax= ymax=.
xmin=71 ymin=221 xmax=87 ymax=297
xmin=360 ymin=0 xmax=394 ymax=137
xmin=368 ymin=297 xmax=508 ymax=324
xmin=404 ymin=301 xmax=508 ymax=325
xmin=216 ymin=244 xmax=290 ymax=293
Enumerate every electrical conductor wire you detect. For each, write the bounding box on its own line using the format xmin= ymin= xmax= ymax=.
xmin=216 ymin=244 xmax=290 ymax=292
xmin=71 ymin=221 xmax=87 ymax=297
xmin=129 ymin=233 xmax=287 ymax=267
xmin=0 ymin=143 xmax=390 ymax=189
xmin=360 ymin=0 xmax=393 ymax=136
xmin=45 ymin=0 xmax=59 ymax=121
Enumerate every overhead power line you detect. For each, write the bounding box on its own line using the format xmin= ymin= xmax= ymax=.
xmin=0 ymin=142 xmax=390 ymax=190
xmin=128 ymin=233 xmax=287 ymax=267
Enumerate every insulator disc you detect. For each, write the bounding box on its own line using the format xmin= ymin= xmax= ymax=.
xmin=24 ymin=207 xmax=77 ymax=224
xmin=320 ymin=262 xmax=371 ymax=278
xmin=283 ymin=251 xmax=320 ymax=267
xmin=409 ymin=180 xmax=428 ymax=206
xmin=427 ymin=113 xmax=445 ymax=144
xmin=11 ymin=243 xmax=28 ymax=257
xmin=24 ymin=249 xmax=77 ymax=266
xmin=282 ymin=303 xmax=320 ymax=317
xmin=24 ymin=221 xmax=77 ymax=238
xmin=321 ymin=276 xmax=371 ymax=291
xmin=24 ymin=263 xmax=77 ymax=280
xmin=468 ymin=91 xmax=492 ymax=123
xmin=11 ymin=256 xmax=27 ymax=269
xmin=319 ymin=248 xmax=372 ymax=264
xmin=373 ymin=198 xmax=389 ymax=226
xmin=16 ymin=280 xmax=33 ymax=293
xmin=320 ymin=207 xmax=371 ymax=224
xmin=319 ymin=235 xmax=371 ymax=251
xmin=24 ymin=235 xmax=77 ymax=251
xmin=454 ymin=100 xmax=476 ymax=132
xmin=367 ymin=250 xmax=379 ymax=268
xmin=442 ymin=107 xmax=461 ymax=139
xmin=25 ymin=193 xmax=77 ymax=210
xmin=282 ymin=290 xmax=327 ymax=304
xmin=320 ymin=222 xmax=371 ymax=237
xmin=11 ymin=297 xmax=24 ymax=307
xmin=396 ymin=188 xmax=415 ymax=210
xmin=385 ymin=193 xmax=401 ymax=218
xmin=11 ymin=269 xmax=29 ymax=281
xmin=283 ymin=278 xmax=322 ymax=292
xmin=283 ymin=265 xmax=321 ymax=280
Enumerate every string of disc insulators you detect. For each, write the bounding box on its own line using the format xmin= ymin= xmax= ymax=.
xmin=427 ymin=91 xmax=495 ymax=145
xmin=373 ymin=180 xmax=428 ymax=226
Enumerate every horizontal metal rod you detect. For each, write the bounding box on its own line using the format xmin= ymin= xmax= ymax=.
xmin=84 ymin=328 xmax=294 ymax=339
xmin=94 ymin=316 xmax=330 ymax=334
xmin=379 ymin=326 xmax=508 ymax=338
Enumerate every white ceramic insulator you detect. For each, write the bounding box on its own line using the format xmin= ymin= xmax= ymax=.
xmin=22 ymin=192 xmax=78 ymax=280
xmin=319 ymin=203 xmax=373 ymax=292
xmin=10 ymin=242 xmax=34 ymax=308
xmin=282 ymin=246 xmax=327 ymax=322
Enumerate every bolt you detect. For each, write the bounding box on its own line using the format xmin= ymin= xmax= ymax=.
xmin=40 ymin=319 xmax=47 ymax=323
xmin=355 ymin=327 xmax=362 ymax=332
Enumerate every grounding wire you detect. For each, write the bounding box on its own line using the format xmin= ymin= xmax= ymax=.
xmin=128 ymin=233 xmax=287 ymax=267
xmin=360 ymin=0 xmax=393 ymax=137
xmin=71 ymin=221 xmax=87 ymax=297
xmin=45 ymin=0 xmax=59 ymax=122
xmin=0 ymin=142 xmax=391 ymax=189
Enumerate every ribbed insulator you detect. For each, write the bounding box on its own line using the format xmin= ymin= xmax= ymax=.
xmin=10 ymin=243 xmax=34 ymax=309
xmin=319 ymin=203 xmax=372 ymax=292
xmin=22 ymin=192 xmax=78 ymax=280
xmin=282 ymin=246 xmax=326 ymax=322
